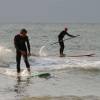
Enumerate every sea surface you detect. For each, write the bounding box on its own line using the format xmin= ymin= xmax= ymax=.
xmin=0 ymin=23 xmax=100 ymax=100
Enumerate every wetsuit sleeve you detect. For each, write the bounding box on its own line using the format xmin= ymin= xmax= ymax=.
xmin=26 ymin=37 xmax=30 ymax=53
xmin=66 ymin=32 xmax=76 ymax=38
xmin=14 ymin=36 xmax=20 ymax=51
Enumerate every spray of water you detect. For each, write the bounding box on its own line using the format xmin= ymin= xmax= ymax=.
xmin=0 ymin=46 xmax=13 ymax=66
xmin=39 ymin=46 xmax=47 ymax=57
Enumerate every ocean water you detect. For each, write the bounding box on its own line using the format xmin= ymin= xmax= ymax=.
xmin=0 ymin=23 xmax=100 ymax=100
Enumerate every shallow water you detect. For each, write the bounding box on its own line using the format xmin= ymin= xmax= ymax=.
xmin=0 ymin=68 xmax=100 ymax=100
xmin=0 ymin=23 xmax=100 ymax=100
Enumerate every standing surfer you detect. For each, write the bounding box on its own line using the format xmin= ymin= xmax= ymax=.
xmin=58 ymin=27 xmax=77 ymax=57
xmin=14 ymin=29 xmax=31 ymax=75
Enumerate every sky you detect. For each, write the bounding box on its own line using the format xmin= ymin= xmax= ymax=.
xmin=0 ymin=0 xmax=100 ymax=23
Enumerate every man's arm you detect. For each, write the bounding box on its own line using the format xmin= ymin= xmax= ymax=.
xmin=66 ymin=32 xmax=76 ymax=38
xmin=26 ymin=37 xmax=30 ymax=53
xmin=14 ymin=36 xmax=20 ymax=51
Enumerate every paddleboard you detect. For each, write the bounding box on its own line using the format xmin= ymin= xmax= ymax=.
xmin=60 ymin=53 xmax=95 ymax=57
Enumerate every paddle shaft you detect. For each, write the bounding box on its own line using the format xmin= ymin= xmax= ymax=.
xmin=50 ymin=35 xmax=80 ymax=45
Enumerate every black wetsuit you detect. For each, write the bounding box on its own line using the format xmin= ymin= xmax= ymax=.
xmin=58 ymin=30 xmax=75 ymax=55
xmin=14 ymin=34 xmax=30 ymax=73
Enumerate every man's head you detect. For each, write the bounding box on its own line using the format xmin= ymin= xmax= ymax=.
xmin=20 ymin=28 xmax=27 ymax=37
xmin=64 ymin=27 xmax=68 ymax=32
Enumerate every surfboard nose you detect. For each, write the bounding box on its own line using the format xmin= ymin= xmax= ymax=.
xmin=38 ymin=73 xmax=51 ymax=79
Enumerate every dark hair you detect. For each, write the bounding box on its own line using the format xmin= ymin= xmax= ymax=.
xmin=20 ymin=28 xmax=27 ymax=34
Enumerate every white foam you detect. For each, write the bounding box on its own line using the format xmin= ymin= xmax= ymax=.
xmin=5 ymin=68 xmax=17 ymax=76
xmin=0 ymin=46 xmax=14 ymax=66
xmin=29 ymin=56 xmax=100 ymax=71
xmin=0 ymin=68 xmax=30 ymax=77
xmin=39 ymin=46 xmax=47 ymax=57
xmin=0 ymin=57 xmax=100 ymax=77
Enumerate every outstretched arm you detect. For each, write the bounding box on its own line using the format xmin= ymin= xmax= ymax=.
xmin=66 ymin=32 xmax=76 ymax=38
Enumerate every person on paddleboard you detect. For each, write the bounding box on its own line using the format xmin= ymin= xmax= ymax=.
xmin=14 ymin=29 xmax=31 ymax=75
xmin=58 ymin=27 xmax=77 ymax=57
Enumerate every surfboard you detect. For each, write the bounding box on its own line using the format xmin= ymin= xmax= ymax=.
xmin=31 ymin=72 xmax=51 ymax=78
xmin=60 ymin=53 xmax=95 ymax=57
xmin=17 ymin=71 xmax=51 ymax=80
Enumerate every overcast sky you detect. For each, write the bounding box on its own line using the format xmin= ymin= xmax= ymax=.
xmin=0 ymin=0 xmax=100 ymax=23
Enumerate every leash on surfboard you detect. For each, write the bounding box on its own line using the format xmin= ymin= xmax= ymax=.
xmin=50 ymin=35 xmax=80 ymax=45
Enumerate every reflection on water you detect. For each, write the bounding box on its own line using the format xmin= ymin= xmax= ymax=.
xmin=14 ymin=76 xmax=31 ymax=97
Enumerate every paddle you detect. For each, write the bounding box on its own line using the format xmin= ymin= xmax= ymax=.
xmin=50 ymin=35 xmax=80 ymax=45
xmin=30 ymin=35 xmax=80 ymax=57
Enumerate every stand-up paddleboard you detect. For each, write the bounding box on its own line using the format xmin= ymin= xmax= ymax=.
xmin=60 ymin=53 xmax=95 ymax=57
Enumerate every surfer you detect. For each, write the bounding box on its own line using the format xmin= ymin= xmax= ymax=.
xmin=14 ymin=29 xmax=31 ymax=75
xmin=58 ymin=27 xmax=77 ymax=57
